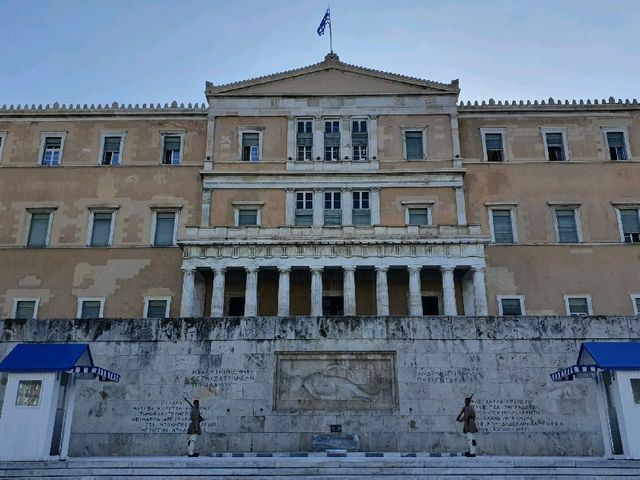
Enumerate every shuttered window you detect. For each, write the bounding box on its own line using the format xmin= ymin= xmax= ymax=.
xmin=27 ymin=212 xmax=51 ymax=247
xmin=491 ymin=209 xmax=514 ymax=243
xmin=102 ymin=136 xmax=122 ymax=165
xmin=620 ymin=208 xmax=640 ymax=243
xmin=352 ymin=191 xmax=371 ymax=225
xmin=162 ymin=136 xmax=182 ymax=165
xmin=408 ymin=208 xmax=429 ymax=225
xmin=296 ymin=120 xmax=313 ymax=161
xmin=567 ymin=297 xmax=590 ymax=315
xmin=484 ymin=133 xmax=504 ymax=162
xmin=146 ymin=299 xmax=168 ymax=318
xmin=324 ymin=120 xmax=340 ymax=161
xmin=607 ymin=132 xmax=628 ymax=160
xmin=546 ymin=132 xmax=566 ymax=161
xmin=405 ymin=131 xmax=424 ymax=160
xmin=154 ymin=212 xmax=176 ymax=246
xmin=238 ymin=209 xmax=258 ymax=226
xmin=500 ymin=298 xmax=522 ymax=315
xmin=42 ymin=137 xmax=62 ymax=165
xmin=555 ymin=209 xmax=579 ymax=243
xmin=324 ymin=191 xmax=342 ymax=225
xmin=14 ymin=300 xmax=36 ymax=319
xmin=80 ymin=300 xmax=102 ymax=319
xmin=90 ymin=212 xmax=113 ymax=247
xmin=352 ymin=120 xmax=368 ymax=160
xmin=242 ymin=133 xmax=259 ymax=162
xmin=295 ymin=191 xmax=313 ymax=226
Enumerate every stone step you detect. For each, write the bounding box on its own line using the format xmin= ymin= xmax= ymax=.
xmin=1 ymin=456 xmax=639 ymax=479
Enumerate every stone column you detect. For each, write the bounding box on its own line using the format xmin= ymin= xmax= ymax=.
xmin=341 ymin=115 xmax=350 ymax=160
xmin=277 ymin=267 xmax=291 ymax=316
xmin=285 ymin=189 xmax=295 ymax=225
xmin=342 ymin=187 xmax=353 ymax=226
xmin=369 ymin=115 xmax=378 ymax=160
xmin=461 ymin=272 xmax=475 ymax=316
xmin=370 ymin=187 xmax=381 ymax=225
xmin=450 ymin=113 xmax=462 ymax=163
xmin=200 ymin=188 xmax=212 ymax=227
xmin=180 ymin=268 xmax=197 ymax=317
xmin=343 ymin=266 xmax=356 ymax=315
xmin=455 ymin=186 xmax=467 ymax=226
xmin=472 ymin=266 xmax=488 ymax=315
xmin=313 ymin=115 xmax=323 ymax=161
xmin=211 ymin=267 xmax=226 ymax=317
xmin=376 ymin=266 xmax=389 ymax=316
xmin=312 ymin=188 xmax=323 ymax=226
xmin=441 ymin=266 xmax=457 ymax=316
xmin=310 ymin=267 xmax=323 ymax=316
xmin=244 ymin=267 xmax=259 ymax=317
xmin=408 ymin=266 xmax=423 ymax=316
xmin=286 ymin=116 xmax=295 ymax=161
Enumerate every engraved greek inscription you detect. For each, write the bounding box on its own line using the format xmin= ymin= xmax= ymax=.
xmin=417 ymin=368 xmax=484 ymax=384
xmin=474 ymin=399 xmax=564 ymax=433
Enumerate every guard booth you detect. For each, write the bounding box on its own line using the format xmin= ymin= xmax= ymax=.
xmin=0 ymin=343 xmax=120 ymax=461
xmin=551 ymin=342 xmax=640 ymax=460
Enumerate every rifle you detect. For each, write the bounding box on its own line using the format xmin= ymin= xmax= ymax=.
xmin=183 ymin=397 xmax=204 ymax=422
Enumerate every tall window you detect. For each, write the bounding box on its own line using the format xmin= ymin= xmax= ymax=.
xmin=296 ymin=120 xmax=313 ymax=161
xmin=618 ymin=208 xmax=640 ymax=243
xmin=324 ymin=191 xmax=342 ymax=226
xmin=153 ymin=211 xmax=177 ymax=246
xmin=605 ymin=131 xmax=629 ymax=160
xmin=295 ymin=191 xmax=313 ymax=226
xmin=12 ymin=299 xmax=38 ymax=319
xmin=162 ymin=135 xmax=182 ymax=165
xmin=27 ymin=211 xmax=52 ymax=248
xmin=324 ymin=120 xmax=340 ymax=161
xmin=41 ymin=136 xmax=63 ymax=166
xmin=554 ymin=208 xmax=580 ymax=243
xmin=101 ymin=136 xmax=123 ymax=165
xmin=490 ymin=209 xmax=515 ymax=243
xmin=483 ymin=132 xmax=505 ymax=162
xmin=544 ymin=131 xmax=567 ymax=161
xmin=498 ymin=296 xmax=524 ymax=315
xmin=78 ymin=298 xmax=104 ymax=319
xmin=89 ymin=211 xmax=114 ymax=247
xmin=351 ymin=120 xmax=368 ymax=160
xmin=352 ymin=191 xmax=371 ymax=225
xmin=405 ymin=131 xmax=424 ymax=160
xmin=565 ymin=296 xmax=591 ymax=316
xmin=241 ymin=132 xmax=260 ymax=162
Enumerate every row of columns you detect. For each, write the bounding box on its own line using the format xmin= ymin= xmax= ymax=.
xmin=181 ymin=265 xmax=488 ymax=317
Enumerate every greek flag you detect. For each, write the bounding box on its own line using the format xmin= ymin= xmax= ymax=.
xmin=317 ymin=8 xmax=330 ymax=36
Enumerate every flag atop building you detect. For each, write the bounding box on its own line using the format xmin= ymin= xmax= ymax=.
xmin=317 ymin=8 xmax=330 ymax=36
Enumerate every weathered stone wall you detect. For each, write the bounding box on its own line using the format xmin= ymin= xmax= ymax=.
xmin=1 ymin=316 xmax=638 ymax=456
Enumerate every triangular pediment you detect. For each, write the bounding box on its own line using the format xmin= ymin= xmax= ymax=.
xmin=206 ymin=54 xmax=458 ymax=97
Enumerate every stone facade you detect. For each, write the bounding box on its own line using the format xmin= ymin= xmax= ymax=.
xmin=1 ymin=316 xmax=637 ymax=456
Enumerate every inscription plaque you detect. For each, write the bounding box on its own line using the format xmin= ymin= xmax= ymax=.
xmin=275 ymin=351 xmax=397 ymax=411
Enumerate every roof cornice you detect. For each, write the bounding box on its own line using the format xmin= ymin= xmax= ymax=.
xmin=0 ymin=101 xmax=207 ymax=117
xmin=459 ymin=96 xmax=639 ymax=113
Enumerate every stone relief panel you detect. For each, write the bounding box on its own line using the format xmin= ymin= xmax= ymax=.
xmin=275 ymin=351 xmax=397 ymax=412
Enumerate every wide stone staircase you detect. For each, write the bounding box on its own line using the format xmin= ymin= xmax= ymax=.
xmin=1 ymin=455 xmax=640 ymax=479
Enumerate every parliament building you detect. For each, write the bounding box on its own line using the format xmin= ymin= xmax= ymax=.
xmin=1 ymin=53 xmax=639 ymax=321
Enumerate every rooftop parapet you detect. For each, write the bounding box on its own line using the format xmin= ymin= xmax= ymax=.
xmin=0 ymin=101 xmax=207 ymax=116
xmin=459 ymin=96 xmax=639 ymax=112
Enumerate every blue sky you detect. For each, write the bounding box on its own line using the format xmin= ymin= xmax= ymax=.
xmin=1 ymin=0 xmax=638 ymax=105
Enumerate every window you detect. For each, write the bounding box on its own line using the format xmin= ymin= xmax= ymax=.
xmin=542 ymin=130 xmax=568 ymax=161
xmin=88 ymin=211 xmax=115 ymax=247
xmin=489 ymin=208 xmax=516 ymax=243
xmin=295 ymin=191 xmax=313 ymax=226
xmin=241 ymin=132 xmax=260 ymax=162
xmin=498 ymin=296 xmax=525 ymax=315
xmin=404 ymin=130 xmax=425 ymax=160
xmin=16 ymin=380 xmax=42 ymax=407
xmin=26 ymin=211 xmax=52 ymax=248
xmin=352 ymin=191 xmax=371 ymax=225
xmin=324 ymin=120 xmax=340 ymax=161
xmin=481 ymin=128 xmax=506 ymax=162
xmin=324 ymin=191 xmax=342 ymax=226
xmin=237 ymin=209 xmax=259 ymax=226
xmin=12 ymin=298 xmax=39 ymax=319
xmin=152 ymin=211 xmax=177 ymax=246
xmin=352 ymin=119 xmax=368 ymax=160
xmin=617 ymin=208 xmax=640 ymax=243
xmin=565 ymin=296 xmax=592 ymax=316
xmin=161 ymin=134 xmax=183 ymax=165
xmin=603 ymin=128 xmax=630 ymax=161
xmin=408 ymin=207 xmax=430 ymax=225
xmin=40 ymin=135 xmax=65 ymax=166
xmin=144 ymin=297 xmax=171 ymax=318
xmin=100 ymin=135 xmax=123 ymax=165
xmin=77 ymin=298 xmax=105 ymax=319
xmin=554 ymin=208 xmax=580 ymax=243
xmin=296 ymin=120 xmax=313 ymax=161
xmin=632 ymin=295 xmax=640 ymax=315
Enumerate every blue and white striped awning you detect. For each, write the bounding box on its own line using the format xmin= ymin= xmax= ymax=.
xmin=72 ymin=366 xmax=120 ymax=382
xmin=550 ymin=364 xmax=601 ymax=382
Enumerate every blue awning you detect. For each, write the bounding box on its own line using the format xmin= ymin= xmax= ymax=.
xmin=550 ymin=341 xmax=640 ymax=382
xmin=0 ymin=344 xmax=120 ymax=382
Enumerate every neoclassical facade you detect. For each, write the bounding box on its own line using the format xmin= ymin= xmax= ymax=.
xmin=0 ymin=54 xmax=638 ymax=319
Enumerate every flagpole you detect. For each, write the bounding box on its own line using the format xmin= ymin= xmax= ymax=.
xmin=329 ymin=7 xmax=333 ymax=53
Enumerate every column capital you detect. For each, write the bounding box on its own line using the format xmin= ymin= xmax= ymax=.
xmin=370 ymin=187 xmax=381 ymax=192
xmin=375 ymin=265 xmax=389 ymax=272
xmin=471 ymin=265 xmax=486 ymax=273
xmin=341 ymin=186 xmax=352 ymax=192
xmin=245 ymin=266 xmax=259 ymax=274
xmin=407 ymin=265 xmax=422 ymax=274
xmin=309 ymin=266 xmax=324 ymax=273
xmin=343 ymin=266 xmax=357 ymax=272
xmin=182 ymin=267 xmax=196 ymax=274
xmin=313 ymin=187 xmax=323 ymax=193
xmin=213 ymin=267 xmax=226 ymax=275
xmin=278 ymin=266 xmax=291 ymax=273
xmin=368 ymin=114 xmax=378 ymax=120
xmin=440 ymin=265 xmax=456 ymax=273
xmin=287 ymin=115 xmax=295 ymax=121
